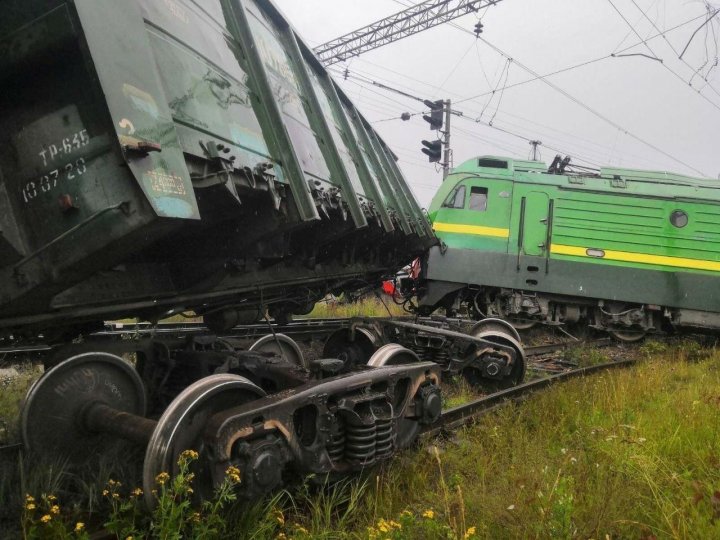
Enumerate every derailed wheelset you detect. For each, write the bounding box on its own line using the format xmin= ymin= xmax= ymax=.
xmin=21 ymin=335 xmax=442 ymax=505
xmin=324 ymin=317 xmax=526 ymax=389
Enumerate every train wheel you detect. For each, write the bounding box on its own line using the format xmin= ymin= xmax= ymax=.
xmin=249 ymin=333 xmax=306 ymax=368
xmin=22 ymin=352 xmax=146 ymax=461
xmin=469 ymin=318 xmax=522 ymax=343
xmin=507 ymin=317 xmax=536 ymax=331
xmin=142 ymin=374 xmax=264 ymax=507
xmin=467 ymin=329 xmax=526 ymax=390
xmin=609 ymin=329 xmax=646 ymax=343
xmin=323 ymin=328 xmax=380 ymax=370
xmin=366 ymin=344 xmax=424 ymax=449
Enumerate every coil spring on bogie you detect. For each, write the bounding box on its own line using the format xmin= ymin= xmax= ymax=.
xmin=374 ymin=418 xmax=393 ymax=459
xmin=433 ymin=348 xmax=450 ymax=366
xmin=345 ymin=423 xmax=376 ymax=463
xmin=411 ymin=343 xmax=438 ymax=362
xmin=327 ymin=423 xmax=345 ymax=462
xmin=410 ymin=343 xmax=450 ymax=365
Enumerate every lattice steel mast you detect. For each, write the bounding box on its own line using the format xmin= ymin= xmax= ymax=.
xmin=314 ymin=0 xmax=503 ymax=65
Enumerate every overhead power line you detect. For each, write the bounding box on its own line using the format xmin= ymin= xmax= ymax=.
xmin=454 ymin=8 xmax=717 ymax=104
xmin=314 ymin=0 xmax=502 ymax=65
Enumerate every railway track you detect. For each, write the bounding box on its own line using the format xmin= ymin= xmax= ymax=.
xmin=423 ymin=357 xmax=634 ymax=437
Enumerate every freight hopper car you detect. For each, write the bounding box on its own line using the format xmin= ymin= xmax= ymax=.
xmin=0 ymin=0 xmax=435 ymax=339
xmin=0 ymin=0 xmax=477 ymax=502
xmin=416 ymin=156 xmax=720 ymax=341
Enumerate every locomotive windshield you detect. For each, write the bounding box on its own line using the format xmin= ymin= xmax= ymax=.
xmin=442 ymin=184 xmax=466 ymax=209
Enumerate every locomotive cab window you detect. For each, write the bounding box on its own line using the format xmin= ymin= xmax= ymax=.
xmin=442 ymin=185 xmax=466 ymax=209
xmin=469 ymin=187 xmax=488 ymax=212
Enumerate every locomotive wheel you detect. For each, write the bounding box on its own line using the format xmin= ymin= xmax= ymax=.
xmin=366 ymin=344 xmax=423 ymax=449
xmin=506 ymin=317 xmax=536 ymax=331
xmin=143 ymin=374 xmax=264 ymax=507
xmin=323 ymin=328 xmax=380 ymax=370
xmin=469 ymin=318 xmax=522 ymax=343
xmin=468 ymin=329 xmax=526 ymax=390
xmin=249 ymin=333 xmax=306 ymax=368
xmin=609 ymin=329 xmax=646 ymax=343
xmin=366 ymin=343 xmax=419 ymax=367
xmin=22 ymin=352 xmax=146 ymax=461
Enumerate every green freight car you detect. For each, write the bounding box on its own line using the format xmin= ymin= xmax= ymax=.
xmin=418 ymin=155 xmax=720 ymax=340
xmin=0 ymin=0 xmax=459 ymax=502
xmin=0 ymin=0 xmax=434 ymax=337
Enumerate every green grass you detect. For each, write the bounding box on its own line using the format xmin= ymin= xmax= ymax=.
xmin=0 ymin=364 xmax=42 ymax=446
xmin=307 ymin=295 xmax=405 ymax=319
xmin=325 ymin=343 xmax=720 ymax=539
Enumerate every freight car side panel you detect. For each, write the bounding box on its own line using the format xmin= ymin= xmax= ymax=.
xmin=74 ymin=0 xmax=200 ymax=220
xmin=137 ymin=0 xmax=274 ymax=166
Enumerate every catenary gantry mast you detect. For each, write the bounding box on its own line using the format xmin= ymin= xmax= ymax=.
xmin=314 ymin=0 xmax=503 ymax=65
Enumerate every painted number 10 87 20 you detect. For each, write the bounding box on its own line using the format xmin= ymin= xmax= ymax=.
xmin=21 ymin=157 xmax=87 ymax=204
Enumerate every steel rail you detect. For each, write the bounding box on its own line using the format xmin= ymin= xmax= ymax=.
xmin=524 ymin=337 xmax=612 ymax=357
xmin=423 ymin=358 xmax=635 ymax=436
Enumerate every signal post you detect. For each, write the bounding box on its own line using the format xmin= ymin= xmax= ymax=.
xmin=420 ymin=99 xmax=452 ymax=180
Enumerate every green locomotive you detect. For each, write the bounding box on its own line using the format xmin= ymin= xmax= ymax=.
xmin=417 ymin=156 xmax=720 ymax=340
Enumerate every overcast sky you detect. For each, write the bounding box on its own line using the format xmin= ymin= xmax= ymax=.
xmin=273 ymin=0 xmax=720 ymax=207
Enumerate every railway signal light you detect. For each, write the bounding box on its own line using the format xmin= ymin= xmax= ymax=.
xmin=421 ymin=139 xmax=443 ymax=163
xmin=422 ymin=99 xmax=444 ymax=130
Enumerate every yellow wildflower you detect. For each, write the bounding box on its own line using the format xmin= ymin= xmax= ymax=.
xmin=102 ymin=489 xmax=109 ymax=497
xmin=180 ymin=449 xmax=199 ymax=461
xmin=388 ymin=520 xmax=401 ymax=529
xmin=155 ymin=472 xmax=170 ymax=485
xmin=464 ymin=526 xmax=477 ymax=539
xmin=422 ymin=509 xmax=435 ymax=519
xmin=191 ymin=512 xmax=201 ymax=523
xmin=112 ymin=493 xmax=120 ymax=499
xmin=401 ymin=509 xmax=412 ymax=517
xmin=274 ymin=509 xmax=285 ymax=525
xmin=50 ymin=505 xmax=60 ymax=515
xmin=75 ymin=522 xmax=85 ymax=532
xmin=47 ymin=495 xmax=57 ymax=502
xmin=131 ymin=488 xmax=143 ymax=497
xmin=226 ymin=465 xmax=242 ymax=484
xmin=276 ymin=534 xmax=287 ymax=540
xmin=40 ymin=514 xmax=51 ymax=523
xmin=126 ymin=536 xmax=133 ymax=540
xmin=25 ymin=503 xmax=36 ymax=511
xmin=25 ymin=494 xmax=35 ymax=502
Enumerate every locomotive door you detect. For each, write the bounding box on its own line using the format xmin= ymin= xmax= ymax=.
xmin=520 ymin=192 xmax=550 ymax=257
